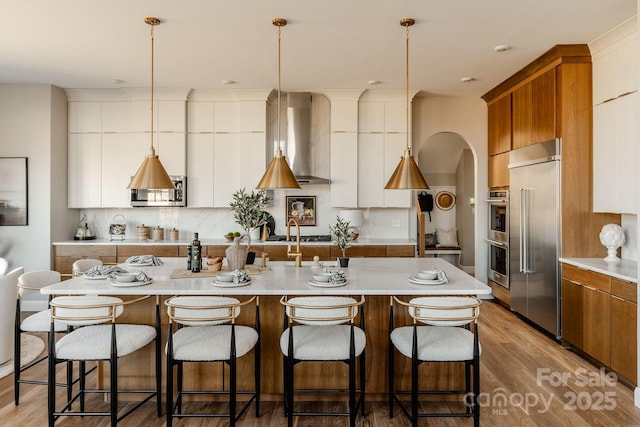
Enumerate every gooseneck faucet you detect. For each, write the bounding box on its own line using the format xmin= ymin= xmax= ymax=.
xmin=286 ymin=217 xmax=303 ymax=267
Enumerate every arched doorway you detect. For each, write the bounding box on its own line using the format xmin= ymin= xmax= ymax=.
xmin=417 ymin=132 xmax=476 ymax=274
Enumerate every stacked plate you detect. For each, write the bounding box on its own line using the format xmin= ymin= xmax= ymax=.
xmin=212 ymin=270 xmax=252 ymax=287
xmin=308 ymin=270 xmax=347 ymax=288
xmin=408 ymin=269 xmax=448 ymax=285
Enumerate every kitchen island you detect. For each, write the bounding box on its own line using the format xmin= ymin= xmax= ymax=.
xmin=42 ymin=257 xmax=491 ymax=399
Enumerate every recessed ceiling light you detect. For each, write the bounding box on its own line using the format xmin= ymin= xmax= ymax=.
xmin=222 ymin=80 xmax=237 ymax=85
xmin=111 ymin=79 xmax=125 ymax=84
xmin=494 ymin=45 xmax=510 ymax=53
xmin=461 ymin=77 xmax=475 ymax=83
xmin=368 ymin=80 xmax=382 ymax=85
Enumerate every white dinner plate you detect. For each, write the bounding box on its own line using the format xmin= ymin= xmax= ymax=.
xmin=307 ymin=280 xmax=347 ymax=288
xmin=408 ymin=276 xmax=446 ymax=285
xmin=126 ymin=261 xmax=153 ymax=267
xmin=83 ymin=275 xmax=107 ymax=280
xmin=212 ymin=279 xmax=252 ymax=288
xmin=110 ymin=279 xmax=152 ymax=287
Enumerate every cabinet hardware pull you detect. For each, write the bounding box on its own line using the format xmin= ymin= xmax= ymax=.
xmin=610 ymin=294 xmax=625 ymax=302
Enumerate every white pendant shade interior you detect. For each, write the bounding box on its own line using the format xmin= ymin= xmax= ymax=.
xmin=128 ymin=17 xmax=175 ymax=190
xmin=384 ymin=18 xmax=429 ymax=190
xmin=256 ymin=18 xmax=301 ymax=189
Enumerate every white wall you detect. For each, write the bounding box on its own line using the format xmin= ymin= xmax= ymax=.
xmin=413 ymin=96 xmax=488 ymax=282
xmin=0 ymin=84 xmax=76 ymax=272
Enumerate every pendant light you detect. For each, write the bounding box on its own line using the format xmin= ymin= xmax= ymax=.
xmin=384 ymin=18 xmax=429 ymax=190
xmin=256 ymin=18 xmax=301 ymax=189
xmin=128 ymin=17 xmax=175 ymax=190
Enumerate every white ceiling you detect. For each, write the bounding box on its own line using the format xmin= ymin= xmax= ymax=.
xmin=0 ymin=1 xmax=635 ymax=98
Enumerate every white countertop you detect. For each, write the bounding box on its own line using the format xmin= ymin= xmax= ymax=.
xmin=559 ymin=257 xmax=638 ymax=283
xmin=41 ymin=257 xmax=491 ymax=297
xmin=53 ymin=237 xmax=416 ymax=247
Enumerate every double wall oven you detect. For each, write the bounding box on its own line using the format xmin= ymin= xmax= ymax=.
xmin=487 ymin=190 xmax=509 ymax=289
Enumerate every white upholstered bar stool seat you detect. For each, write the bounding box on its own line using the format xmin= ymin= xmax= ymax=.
xmin=14 ymin=270 xmax=68 ymax=406
xmin=165 ymin=296 xmax=261 ymax=427
xmin=48 ymin=295 xmax=161 ymax=426
xmin=280 ymin=295 xmax=366 ymax=427
xmin=389 ymin=296 xmax=482 ymax=427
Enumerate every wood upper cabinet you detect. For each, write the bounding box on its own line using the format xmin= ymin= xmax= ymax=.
xmin=487 ymin=95 xmax=511 ymax=155
xmin=531 ymin=68 xmax=556 ymax=143
xmin=488 ymin=152 xmax=509 ymax=189
xmin=512 ymin=68 xmax=556 ymax=149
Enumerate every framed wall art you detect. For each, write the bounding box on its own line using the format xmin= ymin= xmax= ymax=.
xmin=0 ymin=157 xmax=28 ymax=226
xmin=286 ymin=195 xmax=316 ymax=226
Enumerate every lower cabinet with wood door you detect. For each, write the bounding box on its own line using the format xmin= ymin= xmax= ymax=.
xmin=561 ymin=263 xmax=637 ymax=385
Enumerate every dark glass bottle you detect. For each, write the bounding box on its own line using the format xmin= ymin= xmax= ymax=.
xmin=191 ymin=233 xmax=201 ymax=273
xmin=186 ymin=245 xmax=192 ymax=270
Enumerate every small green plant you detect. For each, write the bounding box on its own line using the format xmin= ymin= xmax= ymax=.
xmin=329 ymin=215 xmax=352 ymax=258
xmin=229 ymin=188 xmax=271 ymax=238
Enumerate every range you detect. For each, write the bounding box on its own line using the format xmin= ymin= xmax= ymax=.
xmin=266 ymin=235 xmax=332 ymax=242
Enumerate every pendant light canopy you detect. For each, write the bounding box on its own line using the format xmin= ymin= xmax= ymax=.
xmin=384 ymin=18 xmax=429 ymax=190
xmin=256 ymin=18 xmax=301 ymax=189
xmin=128 ymin=17 xmax=175 ymax=190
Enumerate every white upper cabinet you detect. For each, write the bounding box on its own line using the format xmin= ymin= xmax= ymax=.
xmin=101 ymin=133 xmax=146 ymax=208
xmin=68 ymin=102 xmax=101 ymax=133
xmin=102 ymin=101 xmax=132 ymax=133
xmin=186 ymin=92 xmax=270 ymax=207
xmin=68 ymin=133 xmax=102 ymax=208
xmin=326 ymin=90 xmax=364 ymax=207
xmin=358 ymin=101 xmax=384 ymax=133
xmin=592 ymin=18 xmax=637 ymax=105
xmin=591 ymin=18 xmax=638 ymax=214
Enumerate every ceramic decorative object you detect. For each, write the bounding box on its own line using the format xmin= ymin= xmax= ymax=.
xmin=599 ymin=223 xmax=625 ymax=262
xmin=225 ymin=235 xmax=248 ymax=271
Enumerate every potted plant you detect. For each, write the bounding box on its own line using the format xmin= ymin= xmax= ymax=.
xmin=329 ymin=215 xmax=352 ymax=267
xmin=229 ymin=188 xmax=271 ymax=246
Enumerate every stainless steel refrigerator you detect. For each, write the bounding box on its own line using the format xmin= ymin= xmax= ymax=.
xmin=509 ymin=139 xmax=562 ymax=339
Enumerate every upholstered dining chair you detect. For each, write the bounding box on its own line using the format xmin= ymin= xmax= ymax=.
xmin=280 ymin=295 xmax=366 ymax=427
xmin=388 ymin=296 xmax=482 ymax=427
xmin=47 ymin=294 xmax=161 ymax=426
xmin=71 ymin=258 xmax=103 ymax=277
xmin=1 ymin=267 xmax=23 ymax=365
xmin=14 ymin=270 xmax=70 ymax=405
xmin=164 ymin=295 xmax=260 ymax=427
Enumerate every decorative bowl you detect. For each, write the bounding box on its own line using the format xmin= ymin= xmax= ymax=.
xmin=313 ymin=272 xmax=332 ymax=283
xmin=417 ymin=270 xmax=438 ymax=280
xmin=217 ymin=272 xmax=235 ymax=282
xmin=115 ymin=273 xmax=137 ymax=283
xmin=224 ymin=235 xmax=234 ymax=242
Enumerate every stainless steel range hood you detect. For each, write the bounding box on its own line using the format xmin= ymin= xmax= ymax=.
xmin=286 ymin=93 xmax=330 ymax=185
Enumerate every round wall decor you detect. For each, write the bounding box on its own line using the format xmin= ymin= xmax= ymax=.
xmin=435 ymin=191 xmax=456 ymax=210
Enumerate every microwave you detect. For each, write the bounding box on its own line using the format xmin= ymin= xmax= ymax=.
xmin=130 ymin=175 xmax=186 ymax=207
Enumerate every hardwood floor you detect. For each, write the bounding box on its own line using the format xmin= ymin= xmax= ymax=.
xmin=2 ymin=300 xmax=640 ymax=426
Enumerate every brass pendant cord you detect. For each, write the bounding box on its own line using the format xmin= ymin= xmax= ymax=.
xmin=149 ymin=19 xmax=156 ymax=154
xmin=128 ymin=17 xmax=174 ymax=190
xmin=256 ymin=18 xmax=300 ymax=189
xmin=384 ymin=18 xmax=429 ymax=190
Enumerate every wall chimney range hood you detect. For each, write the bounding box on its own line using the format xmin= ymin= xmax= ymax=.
xmin=286 ymin=93 xmax=330 ymax=185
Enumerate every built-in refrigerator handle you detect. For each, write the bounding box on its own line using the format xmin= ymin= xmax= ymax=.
xmin=519 ymin=187 xmax=534 ymax=274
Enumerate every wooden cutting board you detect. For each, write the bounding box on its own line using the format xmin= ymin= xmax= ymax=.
xmin=170 ymin=266 xmax=270 ymax=279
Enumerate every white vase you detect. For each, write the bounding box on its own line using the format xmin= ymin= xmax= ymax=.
xmin=249 ymin=227 xmax=261 ymax=241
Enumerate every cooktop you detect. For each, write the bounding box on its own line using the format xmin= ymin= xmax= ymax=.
xmin=266 ymin=234 xmax=332 ymax=242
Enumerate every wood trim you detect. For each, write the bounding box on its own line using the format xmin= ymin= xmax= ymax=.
xmin=482 ymin=44 xmax=591 ymax=102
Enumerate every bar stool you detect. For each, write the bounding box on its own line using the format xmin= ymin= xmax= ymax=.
xmin=388 ymin=296 xmax=482 ymax=427
xmin=71 ymin=259 xmax=103 ymax=277
xmin=164 ymin=296 xmax=260 ymax=427
xmin=280 ymin=295 xmax=366 ymax=427
xmin=48 ymin=295 xmax=161 ymax=426
xmin=14 ymin=270 xmax=71 ymax=405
